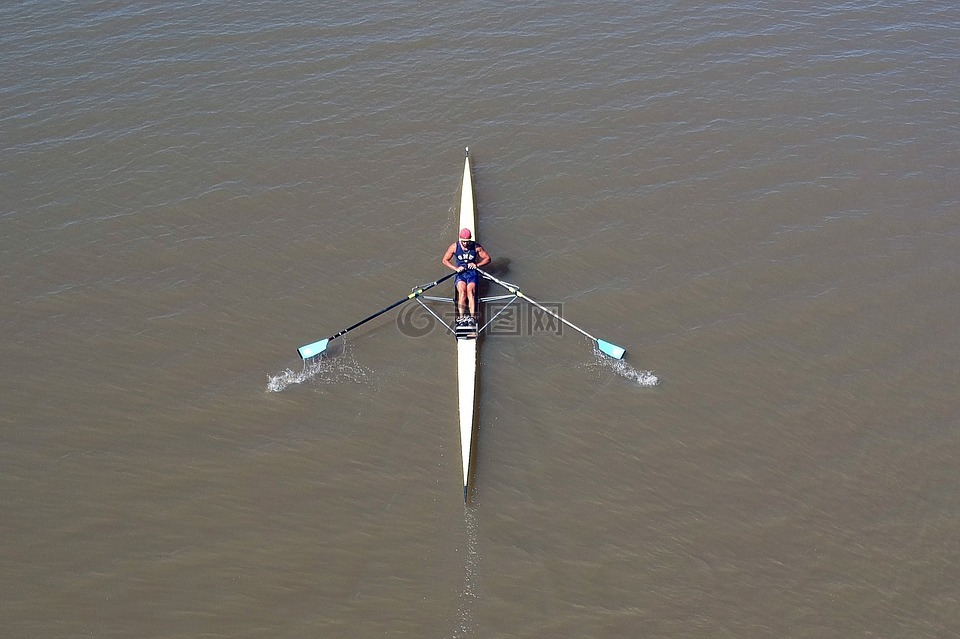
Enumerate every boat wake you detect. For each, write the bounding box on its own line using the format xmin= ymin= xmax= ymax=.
xmin=453 ymin=507 xmax=480 ymax=638
xmin=589 ymin=346 xmax=659 ymax=387
xmin=266 ymin=342 xmax=370 ymax=392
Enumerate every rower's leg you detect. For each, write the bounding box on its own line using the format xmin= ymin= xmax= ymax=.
xmin=466 ymin=282 xmax=477 ymax=320
xmin=456 ymin=280 xmax=469 ymax=319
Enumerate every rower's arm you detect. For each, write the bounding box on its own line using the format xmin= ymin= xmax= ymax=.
xmin=476 ymin=246 xmax=491 ymax=267
xmin=442 ymin=243 xmax=459 ymax=271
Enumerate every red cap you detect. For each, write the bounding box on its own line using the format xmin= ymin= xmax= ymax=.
xmin=459 ymin=228 xmax=473 ymax=239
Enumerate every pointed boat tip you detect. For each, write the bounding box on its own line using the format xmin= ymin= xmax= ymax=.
xmin=465 ymin=146 xmax=469 ymax=156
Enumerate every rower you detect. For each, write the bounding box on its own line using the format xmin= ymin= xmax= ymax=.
xmin=442 ymin=228 xmax=491 ymax=324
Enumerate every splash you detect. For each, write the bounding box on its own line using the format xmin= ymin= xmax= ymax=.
xmin=589 ymin=345 xmax=659 ymax=387
xmin=266 ymin=342 xmax=370 ymax=392
xmin=610 ymin=358 xmax=659 ymax=387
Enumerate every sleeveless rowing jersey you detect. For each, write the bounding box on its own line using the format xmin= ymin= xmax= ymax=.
xmin=455 ymin=241 xmax=482 ymax=283
xmin=455 ymin=241 xmax=481 ymax=267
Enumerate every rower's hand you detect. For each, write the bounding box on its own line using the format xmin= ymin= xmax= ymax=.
xmin=467 ymin=263 xmax=477 ymax=270
xmin=456 ymin=266 xmax=466 ymax=273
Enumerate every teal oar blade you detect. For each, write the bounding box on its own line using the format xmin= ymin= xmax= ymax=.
xmin=597 ymin=339 xmax=626 ymax=360
xmin=296 ymin=271 xmax=458 ymax=360
xmin=298 ymin=338 xmax=330 ymax=360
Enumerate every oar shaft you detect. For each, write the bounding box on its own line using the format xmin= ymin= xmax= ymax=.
xmin=330 ymin=295 xmax=410 ymax=340
xmin=523 ymin=292 xmax=599 ymax=343
xmin=300 ymin=272 xmax=457 ymax=358
xmin=329 ymin=271 xmax=457 ymax=340
xmin=476 ymin=268 xmax=598 ymax=342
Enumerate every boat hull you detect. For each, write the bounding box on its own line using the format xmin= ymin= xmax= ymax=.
xmin=456 ymin=148 xmax=479 ymax=501
xmin=457 ymin=339 xmax=478 ymax=500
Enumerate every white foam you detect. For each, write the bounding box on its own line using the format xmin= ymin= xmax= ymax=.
xmin=590 ymin=345 xmax=659 ymax=387
xmin=612 ymin=359 xmax=660 ymax=387
xmin=266 ymin=342 xmax=370 ymax=392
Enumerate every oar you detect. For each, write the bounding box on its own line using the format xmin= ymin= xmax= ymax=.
xmin=297 ymin=272 xmax=458 ymax=359
xmin=476 ymin=268 xmax=626 ymax=359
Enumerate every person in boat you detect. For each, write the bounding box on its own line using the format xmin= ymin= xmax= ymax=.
xmin=442 ymin=228 xmax=491 ymax=324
